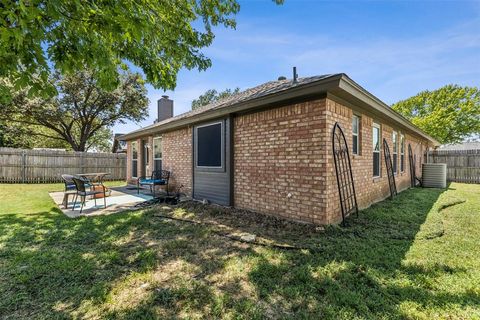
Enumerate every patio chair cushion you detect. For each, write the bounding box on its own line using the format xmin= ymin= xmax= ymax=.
xmin=66 ymin=183 xmax=91 ymax=190
xmin=139 ymin=178 xmax=166 ymax=185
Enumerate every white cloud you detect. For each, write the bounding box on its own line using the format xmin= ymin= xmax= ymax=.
xmin=114 ymin=13 xmax=480 ymax=133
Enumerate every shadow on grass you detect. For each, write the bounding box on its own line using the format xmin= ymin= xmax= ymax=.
xmin=0 ymin=185 xmax=479 ymax=319
xmin=0 ymin=200 xmax=258 ymax=319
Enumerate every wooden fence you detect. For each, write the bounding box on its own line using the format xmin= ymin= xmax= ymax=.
xmin=428 ymin=149 xmax=480 ymax=184
xmin=0 ymin=148 xmax=126 ymax=183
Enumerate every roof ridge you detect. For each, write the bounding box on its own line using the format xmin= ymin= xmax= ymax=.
xmin=122 ymin=74 xmax=338 ymax=137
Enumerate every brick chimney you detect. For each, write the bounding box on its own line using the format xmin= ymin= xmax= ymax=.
xmin=156 ymin=95 xmax=173 ymax=123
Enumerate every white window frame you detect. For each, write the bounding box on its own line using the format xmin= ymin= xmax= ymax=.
xmin=400 ymin=133 xmax=405 ymax=172
xmin=392 ymin=131 xmax=398 ymax=174
xmin=131 ymin=141 xmax=138 ymax=178
xmin=373 ymin=122 xmax=381 ymax=178
xmin=153 ymin=137 xmax=162 ymax=171
xmin=143 ymin=140 xmax=150 ymax=167
xmin=195 ymin=121 xmax=224 ymax=170
xmin=352 ymin=115 xmax=360 ymax=155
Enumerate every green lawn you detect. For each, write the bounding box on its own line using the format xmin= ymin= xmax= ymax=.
xmin=0 ymin=182 xmax=479 ymax=319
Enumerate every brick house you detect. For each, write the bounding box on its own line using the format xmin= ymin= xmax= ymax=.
xmin=120 ymin=73 xmax=439 ymax=225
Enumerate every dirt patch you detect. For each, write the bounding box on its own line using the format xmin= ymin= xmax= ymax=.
xmin=147 ymin=201 xmax=325 ymax=250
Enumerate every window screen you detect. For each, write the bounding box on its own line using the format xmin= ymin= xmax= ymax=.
xmin=197 ymin=122 xmax=222 ymax=167
xmin=400 ymin=134 xmax=405 ymax=172
xmin=352 ymin=115 xmax=360 ymax=155
xmin=131 ymin=141 xmax=138 ymax=177
xmin=373 ymin=152 xmax=380 ymax=177
xmin=392 ymin=131 xmax=398 ymax=173
xmin=153 ymin=137 xmax=162 ymax=171
xmin=143 ymin=141 xmax=149 ymax=165
xmin=373 ymin=124 xmax=380 ymax=177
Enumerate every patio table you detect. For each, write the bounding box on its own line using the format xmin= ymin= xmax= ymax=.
xmin=76 ymin=173 xmax=110 ymax=198
xmin=77 ymin=172 xmax=110 ymax=184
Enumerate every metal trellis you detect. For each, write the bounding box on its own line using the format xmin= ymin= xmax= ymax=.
xmin=408 ymin=144 xmax=420 ymax=187
xmin=383 ymin=138 xmax=397 ymax=198
xmin=332 ymin=122 xmax=358 ymax=226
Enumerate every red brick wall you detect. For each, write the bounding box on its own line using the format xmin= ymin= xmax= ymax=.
xmin=234 ymin=99 xmax=328 ymax=224
xmin=124 ymin=96 xmax=430 ymax=225
xmin=162 ymin=127 xmax=192 ymax=195
xmin=324 ymin=97 xmax=430 ymax=223
xmin=126 ymin=129 xmax=192 ymax=195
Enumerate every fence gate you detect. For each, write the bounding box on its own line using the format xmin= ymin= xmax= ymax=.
xmin=332 ymin=122 xmax=358 ymax=225
xmin=383 ymin=138 xmax=397 ymax=198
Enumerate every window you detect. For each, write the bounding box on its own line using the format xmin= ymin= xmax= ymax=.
xmin=392 ymin=131 xmax=398 ymax=174
xmin=131 ymin=141 xmax=138 ymax=178
xmin=196 ymin=122 xmax=223 ymax=168
xmin=143 ymin=140 xmax=149 ymax=166
xmin=153 ymin=137 xmax=162 ymax=171
xmin=119 ymin=140 xmax=127 ymax=150
xmin=373 ymin=122 xmax=381 ymax=177
xmin=400 ymin=134 xmax=405 ymax=172
xmin=352 ymin=115 xmax=360 ymax=155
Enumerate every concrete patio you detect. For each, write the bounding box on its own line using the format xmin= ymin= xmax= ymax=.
xmin=49 ymin=185 xmax=158 ymax=218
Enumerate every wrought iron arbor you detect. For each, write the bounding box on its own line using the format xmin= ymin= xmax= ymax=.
xmin=332 ymin=122 xmax=358 ymax=225
xmin=383 ymin=138 xmax=397 ymax=198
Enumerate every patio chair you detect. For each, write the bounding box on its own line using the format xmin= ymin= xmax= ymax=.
xmin=72 ymin=177 xmax=106 ymax=214
xmin=137 ymin=170 xmax=170 ymax=197
xmin=61 ymin=174 xmax=80 ymax=209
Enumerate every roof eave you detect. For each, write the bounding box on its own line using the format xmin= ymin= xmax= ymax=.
xmin=119 ymin=74 xmax=343 ymax=141
xmin=120 ymin=73 xmax=440 ymax=147
xmin=337 ymin=75 xmax=440 ymax=146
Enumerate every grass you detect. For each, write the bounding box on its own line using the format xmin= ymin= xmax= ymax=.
xmin=0 ymin=182 xmax=479 ymax=319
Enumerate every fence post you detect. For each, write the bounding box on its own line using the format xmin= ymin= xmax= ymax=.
xmin=21 ymin=150 xmax=26 ymax=183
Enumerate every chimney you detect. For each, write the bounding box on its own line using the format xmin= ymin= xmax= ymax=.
xmin=292 ymin=67 xmax=298 ymax=83
xmin=156 ymin=95 xmax=173 ymax=123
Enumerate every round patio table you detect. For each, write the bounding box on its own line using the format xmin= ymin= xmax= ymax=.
xmin=76 ymin=173 xmax=110 ymax=198
xmin=77 ymin=172 xmax=110 ymax=185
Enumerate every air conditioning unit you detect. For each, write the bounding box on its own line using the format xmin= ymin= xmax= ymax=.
xmin=422 ymin=163 xmax=447 ymax=188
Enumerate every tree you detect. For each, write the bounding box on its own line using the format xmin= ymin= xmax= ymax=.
xmin=0 ymin=71 xmax=148 ymax=151
xmin=392 ymin=85 xmax=480 ymax=144
xmin=0 ymin=120 xmax=69 ymax=149
xmin=0 ymin=1 xmax=244 ymax=97
xmin=0 ymin=120 xmax=113 ymax=152
xmin=192 ymin=87 xmax=240 ymax=109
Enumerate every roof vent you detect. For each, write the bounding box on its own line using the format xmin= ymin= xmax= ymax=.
xmin=278 ymin=76 xmax=287 ymax=81
xmin=292 ymin=66 xmax=298 ymax=83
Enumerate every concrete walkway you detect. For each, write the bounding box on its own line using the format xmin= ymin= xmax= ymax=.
xmin=49 ymin=185 xmax=157 ymax=218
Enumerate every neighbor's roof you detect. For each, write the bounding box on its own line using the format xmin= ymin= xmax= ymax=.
xmin=120 ymin=73 xmax=439 ymax=145
xmin=439 ymin=141 xmax=480 ymax=151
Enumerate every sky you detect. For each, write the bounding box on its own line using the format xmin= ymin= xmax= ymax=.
xmin=114 ymin=0 xmax=480 ymax=134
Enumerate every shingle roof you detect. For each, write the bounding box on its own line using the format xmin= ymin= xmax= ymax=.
xmin=439 ymin=141 xmax=480 ymax=151
xmin=120 ymin=72 xmax=439 ymax=145
xmin=124 ymin=74 xmax=337 ymax=137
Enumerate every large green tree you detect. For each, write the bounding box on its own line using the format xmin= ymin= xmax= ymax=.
xmin=0 ymin=0 xmax=245 ymax=97
xmin=192 ymin=87 xmax=240 ymax=109
xmin=0 ymin=120 xmax=113 ymax=152
xmin=0 ymin=71 xmax=148 ymax=151
xmin=392 ymin=85 xmax=480 ymax=144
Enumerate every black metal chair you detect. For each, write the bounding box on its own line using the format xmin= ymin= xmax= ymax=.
xmin=137 ymin=170 xmax=170 ymax=197
xmin=61 ymin=174 xmax=77 ymax=209
xmin=72 ymin=177 xmax=106 ymax=214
